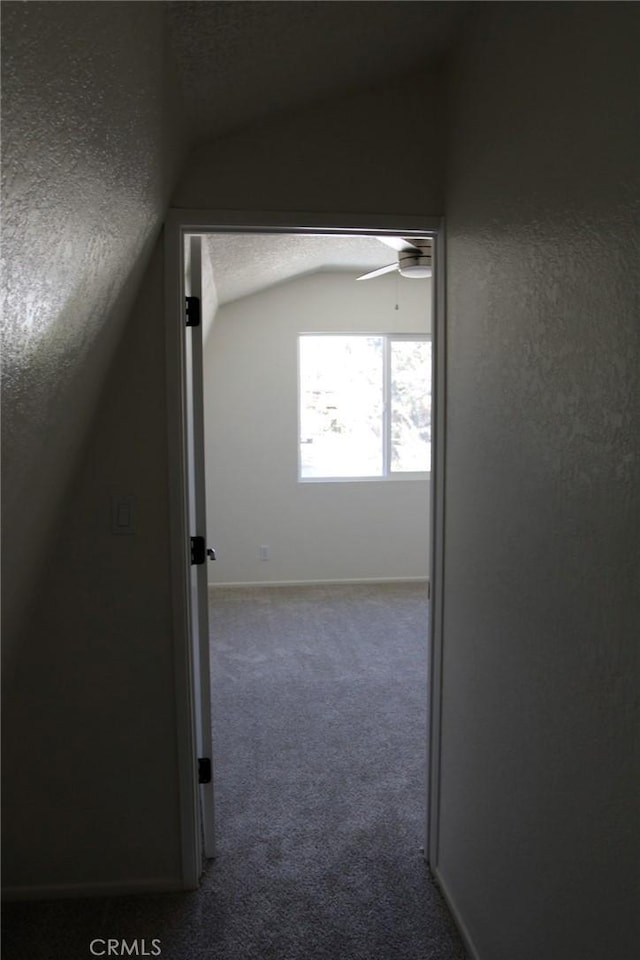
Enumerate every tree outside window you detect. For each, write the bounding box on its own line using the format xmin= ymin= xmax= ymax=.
xmin=299 ymin=334 xmax=431 ymax=479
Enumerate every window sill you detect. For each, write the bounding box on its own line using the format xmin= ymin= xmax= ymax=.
xmin=299 ymin=472 xmax=430 ymax=484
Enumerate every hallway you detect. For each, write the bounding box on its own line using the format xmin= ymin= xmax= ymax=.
xmin=2 ymin=583 xmax=467 ymax=960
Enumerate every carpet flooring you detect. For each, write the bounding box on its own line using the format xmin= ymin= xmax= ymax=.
xmin=2 ymin=582 xmax=468 ymax=960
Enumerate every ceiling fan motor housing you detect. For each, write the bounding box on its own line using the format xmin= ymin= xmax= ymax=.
xmin=356 ymin=237 xmax=433 ymax=281
xmin=398 ymin=245 xmax=432 ymax=278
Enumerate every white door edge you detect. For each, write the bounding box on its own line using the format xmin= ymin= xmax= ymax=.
xmin=427 ymin=218 xmax=446 ymax=868
xmin=164 ymin=221 xmax=201 ymax=889
xmin=186 ymin=235 xmax=216 ymax=861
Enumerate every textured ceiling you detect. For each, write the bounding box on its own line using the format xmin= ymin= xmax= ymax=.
xmin=203 ymin=233 xmax=417 ymax=305
xmin=167 ymin=1 xmax=470 ymax=142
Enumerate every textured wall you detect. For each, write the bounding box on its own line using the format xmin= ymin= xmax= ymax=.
xmin=2 ymin=236 xmax=183 ymax=893
xmin=1 ymin=1 xmax=447 ymax=897
xmin=174 ymin=67 xmax=445 ymax=215
xmin=203 ymin=272 xmax=430 ymax=586
xmin=166 ymin=0 xmax=467 ymax=143
xmin=2 ymin=235 xmax=183 ymax=890
xmin=1 ymin=1 xmax=185 ymax=643
xmin=1 ymin=1 xmax=186 ymax=894
xmin=439 ymin=5 xmax=640 ymax=959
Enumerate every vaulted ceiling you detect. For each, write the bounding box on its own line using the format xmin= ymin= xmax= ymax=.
xmin=203 ymin=233 xmax=424 ymax=306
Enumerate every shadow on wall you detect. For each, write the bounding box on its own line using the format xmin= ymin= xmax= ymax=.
xmin=1 ymin=1 xmax=187 ymax=644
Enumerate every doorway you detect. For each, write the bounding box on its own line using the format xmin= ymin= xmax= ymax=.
xmin=165 ymin=212 xmax=446 ymax=890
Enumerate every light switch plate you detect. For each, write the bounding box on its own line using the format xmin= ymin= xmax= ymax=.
xmin=111 ymin=496 xmax=136 ymax=535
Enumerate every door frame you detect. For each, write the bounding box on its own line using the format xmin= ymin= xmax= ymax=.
xmin=164 ymin=208 xmax=447 ymax=889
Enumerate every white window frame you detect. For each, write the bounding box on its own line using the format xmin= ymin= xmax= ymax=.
xmin=298 ymin=332 xmax=432 ymax=482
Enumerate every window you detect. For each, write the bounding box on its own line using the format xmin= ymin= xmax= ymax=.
xmin=299 ymin=334 xmax=431 ymax=480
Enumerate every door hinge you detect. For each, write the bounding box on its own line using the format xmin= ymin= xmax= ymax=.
xmin=185 ymin=296 xmax=201 ymax=327
xmin=190 ymin=536 xmax=206 ymax=565
xmin=198 ymin=757 xmax=212 ymax=784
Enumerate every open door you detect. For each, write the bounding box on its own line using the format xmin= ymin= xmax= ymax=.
xmin=167 ymin=212 xmax=443 ymax=884
xmin=184 ymin=234 xmax=216 ymax=861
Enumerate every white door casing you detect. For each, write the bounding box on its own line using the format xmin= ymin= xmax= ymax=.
xmin=165 ymin=211 xmax=445 ymax=887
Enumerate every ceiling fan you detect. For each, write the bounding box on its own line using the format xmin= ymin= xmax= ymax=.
xmin=357 ymin=237 xmax=432 ymax=281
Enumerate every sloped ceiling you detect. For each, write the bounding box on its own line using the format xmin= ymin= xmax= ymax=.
xmin=168 ymin=1 xmax=468 ymax=305
xmin=167 ymin=0 xmax=470 ymax=142
xmin=203 ymin=233 xmax=417 ymax=305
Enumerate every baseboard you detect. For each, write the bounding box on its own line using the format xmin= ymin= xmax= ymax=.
xmin=433 ymin=866 xmax=481 ymax=960
xmin=208 ymin=576 xmax=430 ymax=591
xmin=2 ymin=876 xmax=183 ymax=902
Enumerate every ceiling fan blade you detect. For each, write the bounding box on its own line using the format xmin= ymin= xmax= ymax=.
xmin=375 ymin=236 xmax=423 ymax=253
xmin=356 ymin=262 xmax=398 ymax=281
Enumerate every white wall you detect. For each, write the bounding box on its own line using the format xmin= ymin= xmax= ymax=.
xmin=203 ymin=271 xmax=431 ymax=586
xmin=438 ymin=5 xmax=640 ymax=960
xmin=1 ymin=1 xmax=186 ymax=645
xmin=1 ymin=3 xmax=185 ymax=895
xmin=173 ymin=65 xmax=444 ymax=215
xmin=2 ymin=238 xmax=182 ymax=895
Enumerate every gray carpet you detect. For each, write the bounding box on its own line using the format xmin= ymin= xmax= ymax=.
xmin=2 ymin=582 xmax=468 ymax=960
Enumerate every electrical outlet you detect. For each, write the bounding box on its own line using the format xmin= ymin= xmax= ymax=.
xmin=259 ymin=545 xmax=270 ymax=561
